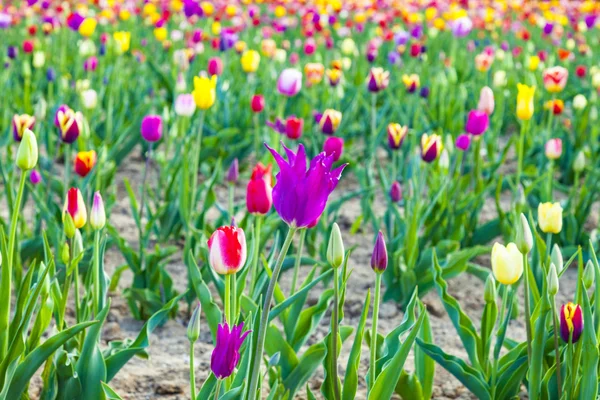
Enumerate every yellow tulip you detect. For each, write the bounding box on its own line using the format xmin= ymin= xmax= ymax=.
xmin=78 ymin=18 xmax=97 ymax=37
xmin=113 ymin=31 xmax=131 ymax=53
xmin=193 ymin=75 xmax=217 ymax=110
xmin=154 ymin=27 xmax=167 ymax=42
xmin=241 ymin=50 xmax=260 ymax=73
xmin=516 ymin=83 xmax=535 ymax=121
xmin=538 ymin=202 xmax=563 ymax=234
xmin=491 ymin=242 xmax=523 ymax=285
xmin=211 ymin=21 xmax=221 ymax=36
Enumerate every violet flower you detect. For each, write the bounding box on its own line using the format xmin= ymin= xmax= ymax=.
xmin=266 ymin=142 xmax=346 ymax=228
xmin=210 ymin=322 xmax=250 ymax=379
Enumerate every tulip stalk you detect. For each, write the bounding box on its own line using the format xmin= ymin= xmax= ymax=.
xmin=92 ymin=230 xmax=102 ymax=316
xmin=516 ymin=120 xmax=528 ymax=186
xmin=331 ymin=265 xmax=341 ymax=400
xmin=550 ymin=295 xmax=561 ymax=394
xmin=249 ymin=217 xmax=262 ymax=294
xmin=369 ymin=272 xmax=382 ymax=393
xmin=522 ymin=253 xmax=532 ymax=361
xmin=490 ymin=285 xmax=510 ymax=398
xmin=138 ymin=143 xmax=152 ymax=277
xmin=190 ymin=343 xmax=196 ymax=399
xmin=290 ymin=228 xmax=307 ymax=295
xmin=248 ymin=227 xmax=297 ymax=400
xmin=0 ymin=171 xmax=27 ymax=358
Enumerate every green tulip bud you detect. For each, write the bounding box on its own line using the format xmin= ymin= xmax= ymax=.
xmin=187 ymin=302 xmax=201 ymax=343
xmin=61 ymin=243 xmax=70 ymax=265
xmin=515 ymin=213 xmax=533 ymax=254
xmin=73 ymin=230 xmax=83 ymax=259
xmin=573 ymin=151 xmax=586 ymax=173
xmin=327 ymin=223 xmax=344 ymax=268
xmin=63 ymin=212 xmax=76 ymax=239
xmin=551 ymin=244 xmax=563 ymax=273
xmin=548 ymin=263 xmax=559 ymax=296
xmin=16 ymin=129 xmax=38 ymax=171
xmin=484 ymin=275 xmax=497 ymax=303
xmin=583 ymin=260 xmax=594 ymax=290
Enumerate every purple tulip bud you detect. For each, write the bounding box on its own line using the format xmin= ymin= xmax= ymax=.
xmin=560 ymin=303 xmax=583 ymax=343
xmin=371 ymin=231 xmax=388 ymax=273
xmin=30 ymin=169 xmax=42 ymax=185
xmin=390 ymin=181 xmax=402 ymax=202
xmin=323 ymin=136 xmax=344 ymax=162
xmin=456 ymin=134 xmax=471 ymax=151
xmin=465 ymin=110 xmax=489 ymax=136
xmin=7 ymin=46 xmax=18 ymax=59
xmin=140 ymin=115 xmax=163 ymax=142
xmin=46 ymin=68 xmax=56 ymax=82
xmin=211 ymin=322 xmax=250 ymax=379
xmin=226 ymin=158 xmax=239 ymax=183
xmin=420 ymin=87 xmax=430 ymax=98
xmin=543 ymin=22 xmax=554 ymax=35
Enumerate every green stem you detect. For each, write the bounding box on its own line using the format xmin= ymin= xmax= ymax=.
xmin=370 ymin=273 xmax=382 ymax=393
xmin=491 ymin=285 xmax=509 ymax=398
xmin=232 ymin=273 xmax=237 ymax=323
xmin=190 ymin=342 xmax=196 ymax=400
xmin=547 ymin=160 xmax=553 ymax=201
xmin=331 ymin=267 xmax=341 ymax=400
xmin=214 ymin=378 xmax=222 ymax=400
xmin=0 ymin=171 xmax=27 ymax=359
xmin=93 ymin=230 xmax=101 ymax=316
xmin=138 ymin=144 xmax=152 ymax=306
xmin=189 ymin=111 xmax=206 ymax=226
xmin=247 ymin=227 xmax=297 ymax=400
xmin=474 ymin=137 xmax=482 ymax=191
xmin=253 ymin=113 xmax=260 ymax=157
xmin=290 ymin=229 xmax=307 ymax=295
xmin=249 ymin=216 xmax=262 ymax=295
xmin=545 ymin=232 xmax=553 ymax=267
xmin=64 ymin=145 xmax=72 ymax=195
xmin=551 ymin=297 xmax=562 ymax=396
xmin=523 ymin=253 xmax=532 ymax=362
xmin=224 ymin=274 xmax=231 ymax=326
xmin=516 ymin=120 xmax=528 ymax=187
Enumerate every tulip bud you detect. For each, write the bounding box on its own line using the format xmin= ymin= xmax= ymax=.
xmin=16 ymin=129 xmax=38 ymax=170
xmin=390 ymin=181 xmax=402 ymax=202
xmin=491 ymin=242 xmax=523 ymax=285
xmin=187 ymin=302 xmax=202 ymax=342
xmin=61 ymin=242 xmax=70 ymax=264
xmin=573 ymin=151 xmax=585 ymax=173
xmin=583 ymin=260 xmax=594 ymax=290
xmin=73 ymin=229 xmax=84 ymax=259
xmin=560 ymin=302 xmax=583 ymax=343
xmin=538 ymin=202 xmax=563 ymax=234
xmin=484 ymin=275 xmax=497 ymax=303
xmin=207 ymin=226 xmax=247 ymax=275
xmin=515 ymin=213 xmax=533 ymax=254
xmin=30 ymin=169 xmax=42 ymax=185
xmin=63 ymin=212 xmax=76 ymax=239
xmin=140 ymin=115 xmax=163 ymax=142
xmin=371 ymin=231 xmax=388 ymax=273
xmin=226 ymin=159 xmax=239 ymax=184
xmin=327 ymin=223 xmax=344 ymax=268
xmin=548 ymin=263 xmax=559 ymax=296
xmin=63 ymin=188 xmax=87 ymax=229
xmin=90 ymin=191 xmax=106 ymax=230
xmin=439 ymin=149 xmax=450 ymax=171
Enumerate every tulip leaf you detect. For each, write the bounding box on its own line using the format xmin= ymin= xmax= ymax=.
xmin=342 ymin=289 xmax=371 ymax=400
xmin=415 ymin=308 xmax=434 ymax=400
xmin=290 ymin=288 xmax=334 ymax=351
xmin=189 ymin=253 xmax=222 ymax=341
xmin=395 ymin=370 xmax=424 ymax=400
xmin=529 ymin=284 xmax=550 ymax=399
xmin=101 ymin=382 xmax=123 ymax=400
xmin=579 ymin=284 xmax=598 ymax=400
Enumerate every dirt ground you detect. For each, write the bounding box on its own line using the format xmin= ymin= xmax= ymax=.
xmin=28 ymin=150 xmax=585 ymax=400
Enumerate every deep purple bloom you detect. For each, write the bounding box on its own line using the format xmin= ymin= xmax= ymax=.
xmin=390 ymin=181 xmax=402 ymax=202
xmin=560 ymin=303 xmax=583 ymax=343
xmin=211 ymin=322 xmax=250 ymax=379
xmin=455 ymin=134 xmax=471 ymax=151
xmin=46 ymin=67 xmax=56 ymax=82
xmin=220 ymin=30 xmax=238 ymax=52
xmin=266 ymin=142 xmax=346 ymax=228
xmin=419 ymin=87 xmax=430 ymax=98
xmin=585 ymin=15 xmax=597 ymax=29
xmin=30 ymin=169 xmax=42 ymax=184
xmin=411 ymin=25 xmax=423 ymax=39
xmin=7 ymin=46 xmax=17 ymax=59
xmin=226 ymin=158 xmax=239 ymax=183
xmin=371 ymin=231 xmax=388 ymax=272
xmin=99 ymin=44 xmax=106 ymax=56
xmin=140 ymin=115 xmax=163 ymax=142
xmin=465 ymin=110 xmax=489 ymax=136
xmin=183 ymin=0 xmax=201 ymax=17
xmin=266 ymin=118 xmax=286 ymax=135
xmin=67 ymin=12 xmax=85 ymax=31
xmin=543 ymin=22 xmax=554 ymax=35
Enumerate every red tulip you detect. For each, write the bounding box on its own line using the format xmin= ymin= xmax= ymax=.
xmin=251 ymin=95 xmax=264 ymax=113
xmin=246 ymin=163 xmax=272 ymax=215
xmin=74 ymin=150 xmax=97 ymax=177
xmin=207 ymin=226 xmax=247 ymax=275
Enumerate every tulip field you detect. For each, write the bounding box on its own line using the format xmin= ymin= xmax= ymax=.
xmin=3 ymin=0 xmax=600 ymax=399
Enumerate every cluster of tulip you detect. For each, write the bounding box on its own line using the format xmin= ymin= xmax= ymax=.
xmin=2 ymin=0 xmax=600 ymax=398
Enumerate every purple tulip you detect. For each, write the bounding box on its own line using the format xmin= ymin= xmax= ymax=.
xmin=371 ymin=231 xmax=388 ymax=273
xmin=323 ymin=136 xmax=344 ymax=162
xmin=83 ymin=56 xmax=98 ymax=72
xmin=220 ymin=30 xmax=238 ymax=52
xmin=55 ymin=105 xmax=82 ymax=144
xmin=67 ymin=12 xmax=85 ymax=31
xmin=387 ymin=51 xmax=401 ymax=66
xmin=451 ymin=16 xmax=473 ymax=37
xmin=465 ymin=110 xmax=489 ymax=136
xmin=560 ymin=303 xmax=583 ymax=343
xmin=140 ymin=115 xmax=163 ymax=142
xmin=7 ymin=46 xmax=17 ymax=59
xmin=420 ymin=87 xmax=430 ymax=98
xmin=585 ymin=15 xmax=597 ymax=29
xmin=30 ymin=169 xmax=42 ymax=185
xmin=0 ymin=12 xmax=10 ymax=29
xmin=455 ymin=134 xmax=471 ymax=151
xmin=394 ymin=30 xmax=409 ymax=46
xmin=266 ymin=142 xmax=346 ymax=228
xmin=543 ymin=22 xmax=554 ymax=35
xmin=411 ymin=25 xmax=423 ymax=39
xmin=211 ymin=322 xmax=250 ymax=379
xmin=226 ymin=158 xmax=239 ymax=183
xmin=390 ymin=181 xmax=402 ymax=202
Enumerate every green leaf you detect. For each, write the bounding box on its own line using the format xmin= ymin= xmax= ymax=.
xmin=415 ymin=310 xmax=434 ymax=400
xmin=579 ymin=284 xmax=598 ymax=400
xmin=189 ymin=253 xmax=222 ymax=341
xmin=342 ymin=289 xmax=371 ymax=400
xmin=101 ymin=382 xmax=123 ymax=400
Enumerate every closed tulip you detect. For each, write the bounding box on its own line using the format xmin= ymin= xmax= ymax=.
xmin=560 ymin=303 xmax=583 ymax=343
xmin=387 ymin=124 xmax=407 ymax=149
xmin=304 ymin=63 xmax=325 ymax=86
xmin=277 ymin=68 xmax=302 ymax=96
xmin=323 ymin=136 xmax=344 ymax=162
xmin=113 ymin=31 xmax=131 ymax=53
xmin=465 ymin=110 xmax=489 ymax=136
xmin=241 ymin=50 xmax=260 ymax=73
xmin=140 ymin=115 xmax=163 ymax=142
xmin=491 ymin=242 xmax=523 ymax=285
xmin=56 ymin=106 xmax=83 ymax=143
xmin=207 ymin=226 xmax=247 ymax=275
xmin=193 ymin=74 xmax=217 ymax=110
xmin=246 ymin=163 xmax=273 ymax=215
xmin=207 ymin=57 xmax=223 ymax=76
xmin=318 ymin=109 xmax=342 ymax=135
xmin=16 ymin=129 xmax=38 ymax=171
xmin=366 ymin=67 xmax=390 ymax=92
xmin=327 ymin=223 xmax=344 ymax=268
xmin=79 ymin=18 xmax=97 ymax=37
xmin=544 ymin=138 xmax=562 ymax=160
xmin=12 ymin=114 xmax=35 ymax=141
xmin=74 ymin=150 xmax=97 ymax=177
xmin=175 ymin=94 xmax=196 ymax=117
xmin=516 ymin=84 xmax=535 ymax=121
xmin=90 ymin=191 xmax=106 ymax=230
xmin=371 ymin=231 xmax=388 ymax=273
xmin=63 ymin=187 xmax=87 ymax=229
xmin=543 ymin=66 xmax=568 ymax=93
xmin=420 ymin=133 xmax=442 ymax=163
xmin=573 ymin=94 xmax=587 ymax=110
xmin=538 ymin=202 xmax=563 ymax=233
xmin=477 ymin=86 xmax=494 ymax=115
xmin=402 ymin=74 xmax=420 ymax=93
xmin=250 ymin=95 xmax=264 ymax=113
xmin=285 ymin=116 xmax=303 ymax=140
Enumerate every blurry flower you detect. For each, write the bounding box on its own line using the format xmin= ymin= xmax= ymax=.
xmin=527 ymin=55 xmax=540 ymax=71
xmin=390 ymin=181 xmax=402 ymax=202
xmin=211 ymin=322 xmax=250 ymax=379
xmin=465 ymin=110 xmax=489 ymax=136
xmin=246 ymin=163 xmax=273 ymax=215
xmin=402 ymin=74 xmax=420 ymax=93
xmin=23 ymin=40 xmax=34 ymax=54
xmin=251 ymin=95 xmax=265 ymax=113
xmin=226 ymin=159 xmax=239 ymax=183
xmin=420 ymin=133 xmax=442 ymax=163
xmin=140 ymin=115 xmax=163 ymax=142
xmin=208 ymin=225 xmax=247 ymax=275
xmin=323 ymin=136 xmax=344 ymax=162
xmin=543 ymin=66 xmax=568 ymax=93
xmin=193 ymin=74 xmax=217 ymax=110
xmin=516 ymin=84 xmax=535 ymax=121
xmin=79 ymin=18 xmax=97 ymax=37
xmin=32 ymin=51 xmax=45 ymax=69
xmin=284 ymin=116 xmax=303 ymax=140
xmin=544 ymin=99 xmax=564 ymax=115
xmin=367 ymin=67 xmax=390 ymax=92
xmin=266 ymin=143 xmax=346 ymax=228
xmin=304 ymin=63 xmax=325 ymax=86
xmin=113 ymin=31 xmax=131 ymax=53
xmin=74 ymin=150 xmax=97 ymax=177
xmin=573 ymin=151 xmax=586 ymax=173
xmin=493 ymin=70 xmax=507 ymax=88
xmin=63 ymin=187 xmax=87 ymax=229
xmin=318 ymin=109 xmax=342 ymax=135
xmin=326 ymin=68 xmax=342 ymax=87
xmin=340 ymin=38 xmax=356 ymax=56
xmin=16 ymin=129 xmax=38 ymax=171
xmin=154 ymin=27 xmax=168 ymax=42
xmin=371 ymin=231 xmax=387 ymax=273
xmin=7 ymin=46 xmax=18 ymax=59
xmin=515 ymin=213 xmax=533 ymax=254
xmin=81 ymin=89 xmax=98 ymax=110
xmin=12 ymin=114 xmax=35 ymax=141
xmin=83 ymin=56 xmax=98 ymax=72
xmin=451 ymin=16 xmax=473 ymax=37
xmin=477 ymin=86 xmax=494 ymax=115
xmin=207 ymin=57 xmax=223 ymax=76
xmin=545 ymin=138 xmax=562 ymax=160
xmin=241 ymin=50 xmax=260 ymax=73
xmin=327 ymin=223 xmax=344 ymax=268
xmin=90 ymin=191 xmax=106 ymax=230
xmin=475 ymin=53 xmax=494 ymax=72
xmin=560 ymin=303 xmax=583 ymax=343
xmin=277 ymin=68 xmax=302 ymax=97
xmin=175 ymin=94 xmax=196 ymax=117
xmin=491 ymin=242 xmax=523 ymax=285
xmin=420 ymin=87 xmax=430 ymax=98
xmin=30 ymin=169 xmax=42 ymax=185
xmin=573 ymin=94 xmax=587 ymax=110
xmin=455 ymin=134 xmax=471 ymax=151
xmin=387 ymin=124 xmax=407 ymax=149
xmin=538 ymin=202 xmax=563 ymax=234
xmin=56 ymin=107 xmax=83 ymax=144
